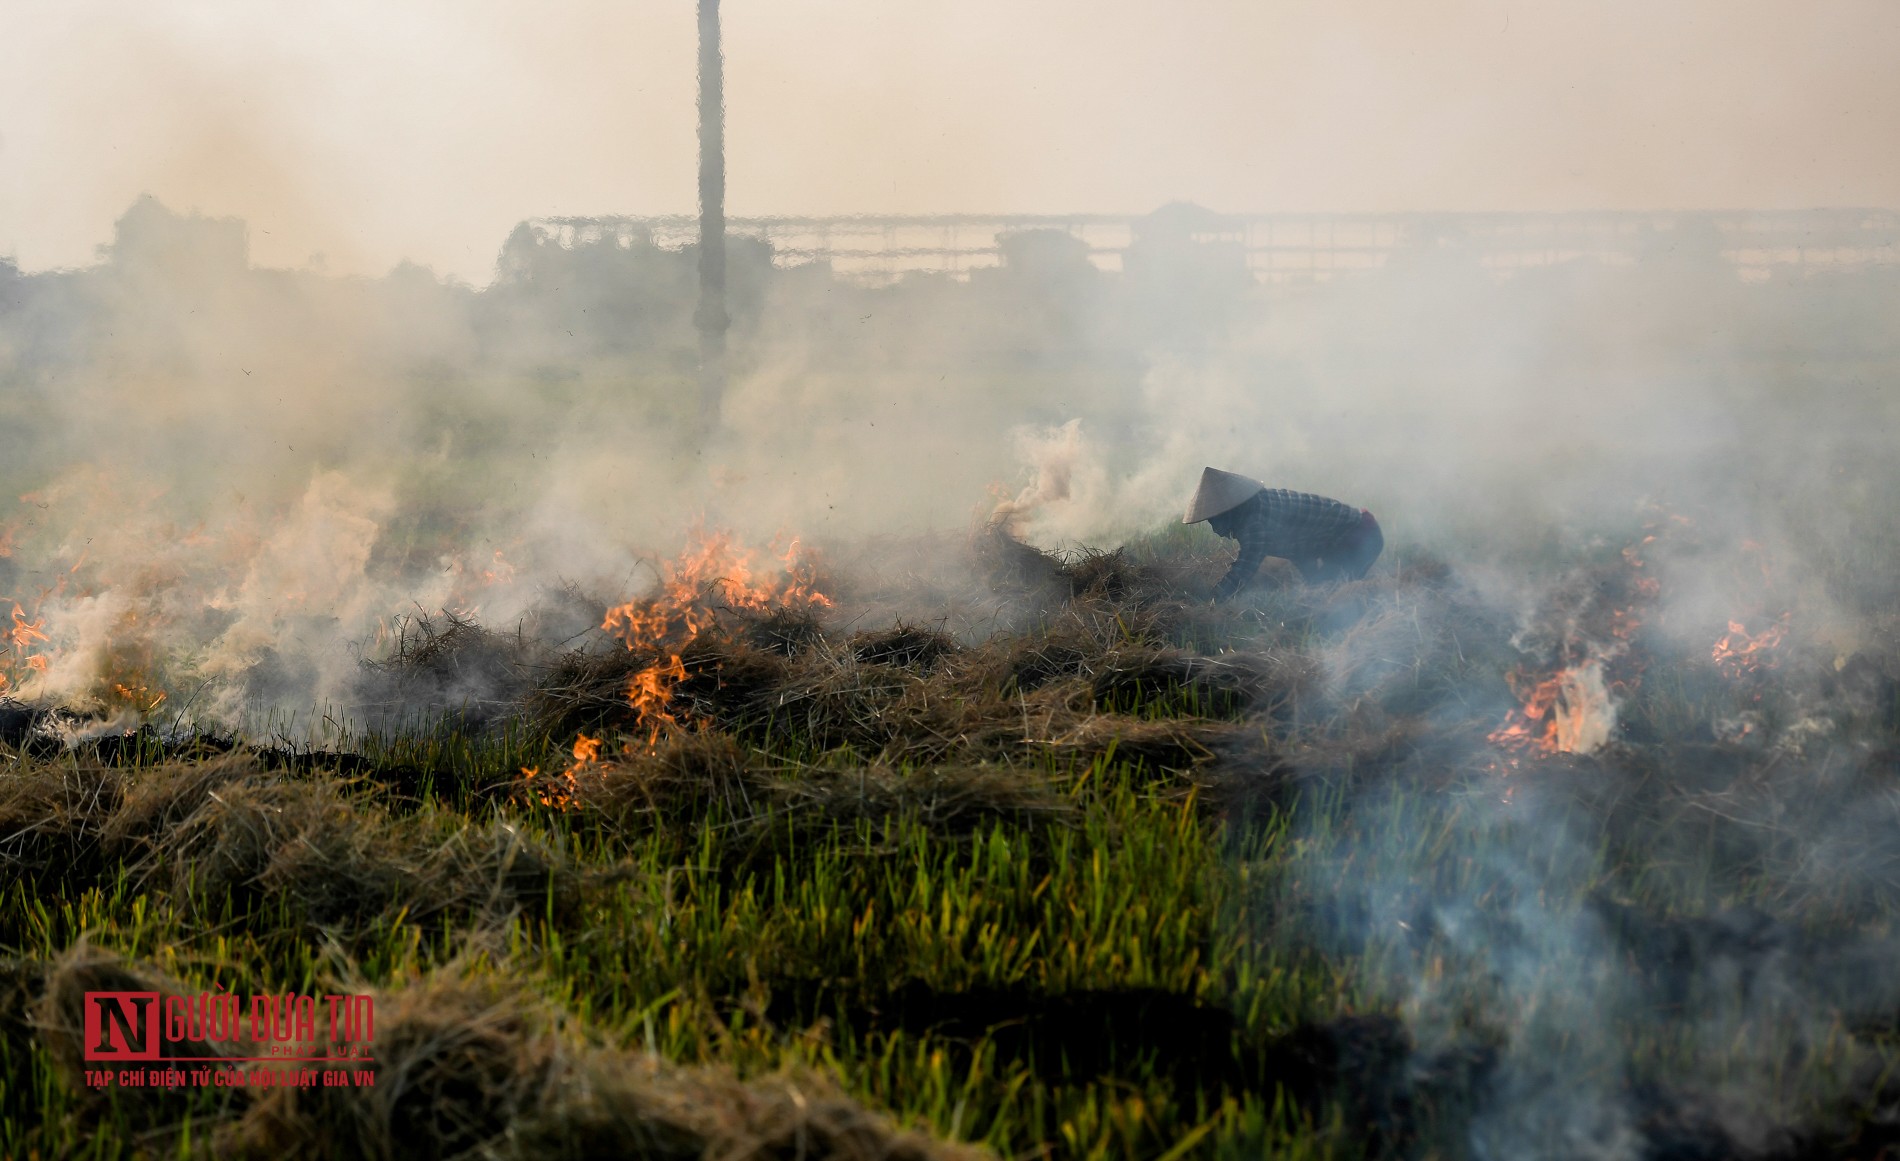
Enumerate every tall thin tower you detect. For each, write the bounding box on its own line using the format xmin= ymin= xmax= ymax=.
xmin=695 ymin=0 xmax=728 ymax=430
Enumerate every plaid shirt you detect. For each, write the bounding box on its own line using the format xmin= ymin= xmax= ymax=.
xmin=1210 ymin=489 xmax=1364 ymax=597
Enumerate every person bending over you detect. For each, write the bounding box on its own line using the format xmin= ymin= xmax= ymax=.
xmin=1183 ymin=467 xmax=1383 ymax=600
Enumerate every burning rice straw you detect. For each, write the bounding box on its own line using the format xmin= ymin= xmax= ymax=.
xmin=1712 ymin=613 xmax=1791 ymax=679
xmin=1488 ymin=524 xmax=1665 ymax=759
xmin=599 ymin=527 xmax=832 ymax=745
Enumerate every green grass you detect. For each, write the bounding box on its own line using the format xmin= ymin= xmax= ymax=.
xmin=0 ymin=741 xmax=1359 ymax=1159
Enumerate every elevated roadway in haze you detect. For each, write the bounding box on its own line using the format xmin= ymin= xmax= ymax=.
xmin=521 ymin=206 xmax=1899 ymax=286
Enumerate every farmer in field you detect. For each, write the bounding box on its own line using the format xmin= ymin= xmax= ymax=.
xmin=1184 ymin=467 xmax=1383 ymax=599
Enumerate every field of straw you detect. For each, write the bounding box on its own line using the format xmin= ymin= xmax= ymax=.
xmin=4 ymin=518 xmax=1900 ymax=1159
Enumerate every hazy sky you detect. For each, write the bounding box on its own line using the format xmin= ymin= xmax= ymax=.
xmin=3 ymin=0 xmax=1897 ymax=282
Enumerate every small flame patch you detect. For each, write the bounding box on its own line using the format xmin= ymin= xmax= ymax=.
xmin=600 ymin=527 xmax=831 ymax=744
xmin=1711 ymin=614 xmax=1789 ymax=680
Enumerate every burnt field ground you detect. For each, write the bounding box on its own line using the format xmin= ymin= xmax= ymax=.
xmin=3 ymin=516 xmax=1900 ymax=1160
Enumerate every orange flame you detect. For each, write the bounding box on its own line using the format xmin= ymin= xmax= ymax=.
xmin=1488 ymin=518 xmax=1673 ymax=762
xmin=1711 ymin=614 xmax=1789 ymax=679
xmin=113 ymin=683 xmax=166 ymax=712
xmin=598 ymin=527 xmax=831 ymax=744
xmin=1488 ymin=599 xmax=1641 ymax=759
xmin=3 ymin=603 xmax=49 ymax=688
xmin=480 ymin=549 xmax=516 ymax=587
xmin=522 ymin=732 xmax=612 ymax=811
xmin=1488 ymin=659 xmax=1616 ymax=756
xmin=571 ymin=732 xmax=603 ymax=764
xmin=521 ymin=765 xmax=577 ymax=810
xmin=7 ymin=603 xmax=46 ymax=655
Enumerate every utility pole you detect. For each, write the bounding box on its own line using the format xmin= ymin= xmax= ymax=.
xmin=695 ymin=0 xmax=728 ymax=434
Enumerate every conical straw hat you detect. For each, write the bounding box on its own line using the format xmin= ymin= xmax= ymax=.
xmin=1183 ymin=467 xmax=1264 ymax=524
